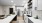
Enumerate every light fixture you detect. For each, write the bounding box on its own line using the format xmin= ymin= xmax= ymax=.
xmin=11 ymin=1 xmax=13 ymax=2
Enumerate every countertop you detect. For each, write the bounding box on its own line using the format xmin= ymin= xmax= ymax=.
xmin=28 ymin=17 xmax=42 ymax=23
xmin=0 ymin=14 xmax=16 ymax=23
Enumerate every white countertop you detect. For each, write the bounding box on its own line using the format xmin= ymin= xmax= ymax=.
xmin=0 ymin=14 xmax=16 ymax=23
xmin=28 ymin=17 xmax=42 ymax=23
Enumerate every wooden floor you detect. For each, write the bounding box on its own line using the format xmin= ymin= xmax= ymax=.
xmin=11 ymin=16 xmax=24 ymax=23
xmin=17 ymin=16 xmax=23 ymax=20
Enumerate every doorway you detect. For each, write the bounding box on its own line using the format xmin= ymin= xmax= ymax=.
xmin=9 ymin=8 xmax=13 ymax=14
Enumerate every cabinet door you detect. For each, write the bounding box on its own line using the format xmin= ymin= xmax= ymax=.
xmin=37 ymin=0 xmax=42 ymax=10
xmin=25 ymin=16 xmax=28 ymax=23
xmin=28 ymin=18 xmax=33 ymax=23
xmin=32 ymin=0 xmax=38 ymax=10
xmin=24 ymin=15 xmax=28 ymax=23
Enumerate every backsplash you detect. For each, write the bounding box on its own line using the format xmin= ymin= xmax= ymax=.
xmin=32 ymin=10 xmax=42 ymax=20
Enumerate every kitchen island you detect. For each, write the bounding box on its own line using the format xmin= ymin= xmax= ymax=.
xmin=0 ymin=14 xmax=17 ymax=23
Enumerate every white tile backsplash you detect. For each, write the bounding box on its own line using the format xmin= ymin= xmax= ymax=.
xmin=32 ymin=10 xmax=42 ymax=20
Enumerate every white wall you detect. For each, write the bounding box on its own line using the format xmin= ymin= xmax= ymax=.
xmin=0 ymin=6 xmax=15 ymax=15
xmin=17 ymin=7 xmax=24 ymax=11
xmin=24 ymin=3 xmax=28 ymax=9
xmin=2 ymin=6 xmax=15 ymax=15
xmin=0 ymin=6 xmax=4 ymax=15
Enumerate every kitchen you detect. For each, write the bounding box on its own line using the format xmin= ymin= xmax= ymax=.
xmin=0 ymin=0 xmax=42 ymax=23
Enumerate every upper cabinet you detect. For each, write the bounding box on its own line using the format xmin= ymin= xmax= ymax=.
xmin=37 ymin=0 xmax=42 ymax=10
xmin=32 ymin=0 xmax=37 ymax=10
xmin=32 ymin=0 xmax=42 ymax=10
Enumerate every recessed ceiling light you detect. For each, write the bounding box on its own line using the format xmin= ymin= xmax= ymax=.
xmin=11 ymin=1 xmax=13 ymax=2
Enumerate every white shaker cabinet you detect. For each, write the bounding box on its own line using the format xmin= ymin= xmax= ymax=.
xmin=32 ymin=0 xmax=38 ymax=10
xmin=32 ymin=0 xmax=42 ymax=10
xmin=24 ymin=14 xmax=28 ymax=23
xmin=37 ymin=0 xmax=42 ymax=10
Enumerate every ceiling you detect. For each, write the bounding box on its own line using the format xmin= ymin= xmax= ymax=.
xmin=0 ymin=0 xmax=28 ymax=6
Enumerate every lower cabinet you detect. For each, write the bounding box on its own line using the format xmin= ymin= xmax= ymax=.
xmin=28 ymin=18 xmax=33 ymax=23
xmin=12 ymin=15 xmax=17 ymax=21
xmin=24 ymin=15 xmax=28 ymax=23
xmin=24 ymin=14 xmax=33 ymax=23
